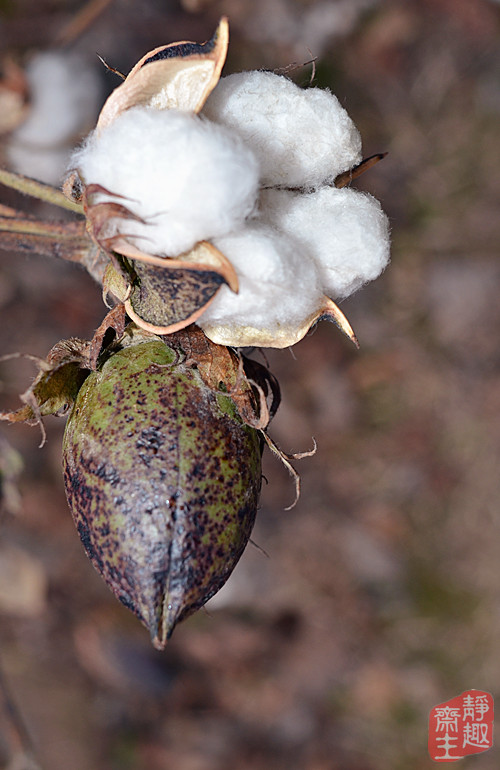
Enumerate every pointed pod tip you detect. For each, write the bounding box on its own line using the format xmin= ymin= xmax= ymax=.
xmin=319 ymin=297 xmax=359 ymax=348
xmin=151 ymin=632 xmax=169 ymax=652
xmin=216 ymin=16 xmax=229 ymax=40
xmin=148 ymin=594 xmax=185 ymax=650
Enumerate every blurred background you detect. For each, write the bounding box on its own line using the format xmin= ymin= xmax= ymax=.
xmin=0 ymin=0 xmax=499 ymax=768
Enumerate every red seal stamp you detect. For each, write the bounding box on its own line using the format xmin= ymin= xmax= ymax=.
xmin=429 ymin=690 xmax=494 ymax=762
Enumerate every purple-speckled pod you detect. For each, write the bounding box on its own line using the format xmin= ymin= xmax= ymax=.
xmin=62 ymin=328 xmax=267 ymax=649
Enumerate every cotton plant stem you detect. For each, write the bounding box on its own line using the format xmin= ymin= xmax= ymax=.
xmin=0 ymin=214 xmax=93 ymax=265
xmin=0 ymin=168 xmax=83 ymax=215
xmin=0 ymin=204 xmax=19 ymax=218
xmin=0 ymin=217 xmax=83 ymax=239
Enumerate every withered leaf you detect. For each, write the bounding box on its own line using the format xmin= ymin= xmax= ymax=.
xmin=173 ymin=325 xmax=279 ymax=429
xmin=0 ymin=339 xmax=91 ymax=431
xmin=86 ymin=303 xmax=127 ymax=370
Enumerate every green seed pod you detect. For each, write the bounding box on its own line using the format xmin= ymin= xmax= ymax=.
xmin=62 ymin=326 xmax=275 ymax=649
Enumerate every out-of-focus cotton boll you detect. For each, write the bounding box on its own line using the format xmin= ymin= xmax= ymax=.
xmin=8 ymin=51 xmax=101 ymax=184
xmin=203 ymin=70 xmax=362 ymax=189
xmin=14 ymin=52 xmax=101 ymax=147
xmin=73 ymin=107 xmax=260 ymax=257
xmin=260 ymin=186 xmax=390 ymax=299
xmin=198 ymin=223 xmax=323 ymax=347
xmin=7 ymin=145 xmax=72 ymax=188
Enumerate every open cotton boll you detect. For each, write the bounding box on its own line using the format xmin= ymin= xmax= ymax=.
xmin=260 ymin=186 xmax=390 ymax=299
xmin=203 ymin=70 xmax=362 ymax=189
xmin=72 ymin=107 xmax=260 ymax=257
xmin=14 ymin=52 xmax=101 ymax=147
xmin=198 ymin=223 xmax=323 ymax=347
xmin=9 ymin=51 xmax=101 ymax=184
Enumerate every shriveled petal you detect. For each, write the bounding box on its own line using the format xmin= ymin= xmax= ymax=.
xmin=97 ymin=17 xmax=229 ymax=130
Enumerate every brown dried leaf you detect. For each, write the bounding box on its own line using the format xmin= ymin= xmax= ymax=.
xmin=0 ymin=339 xmax=90 ymax=437
xmin=86 ymin=304 xmax=127 ymax=370
xmin=173 ymin=325 xmax=279 ymax=430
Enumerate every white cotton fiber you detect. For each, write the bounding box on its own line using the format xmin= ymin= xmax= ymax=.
xmin=260 ymin=186 xmax=390 ymax=299
xmin=198 ymin=223 xmax=322 ymax=345
xmin=71 ymin=107 xmax=260 ymax=257
xmin=203 ymin=70 xmax=362 ymax=189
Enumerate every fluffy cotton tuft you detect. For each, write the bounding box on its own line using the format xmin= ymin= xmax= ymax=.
xmin=203 ymin=70 xmax=362 ymax=189
xmin=71 ymin=107 xmax=260 ymax=257
xmin=260 ymin=186 xmax=390 ymax=299
xmin=198 ymin=223 xmax=323 ymax=346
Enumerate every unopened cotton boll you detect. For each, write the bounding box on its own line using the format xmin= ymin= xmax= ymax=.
xmin=198 ymin=223 xmax=323 ymax=347
xmin=203 ymin=70 xmax=362 ymax=189
xmin=260 ymin=186 xmax=390 ymax=299
xmin=71 ymin=107 xmax=260 ymax=257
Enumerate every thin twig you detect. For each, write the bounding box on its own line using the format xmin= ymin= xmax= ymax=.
xmin=334 ymin=153 xmax=388 ymax=189
xmin=0 ymin=168 xmax=83 ymax=215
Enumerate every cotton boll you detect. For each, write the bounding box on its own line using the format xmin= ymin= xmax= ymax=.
xmin=8 ymin=51 xmax=101 ymax=184
xmin=260 ymin=186 xmax=390 ymax=299
xmin=198 ymin=223 xmax=324 ymax=347
xmin=7 ymin=143 xmax=71 ymax=189
xmin=72 ymin=107 xmax=259 ymax=257
xmin=203 ymin=70 xmax=362 ymax=189
xmin=14 ymin=51 xmax=101 ymax=147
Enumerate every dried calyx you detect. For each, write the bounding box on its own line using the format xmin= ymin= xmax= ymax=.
xmin=66 ymin=17 xmax=390 ymax=349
